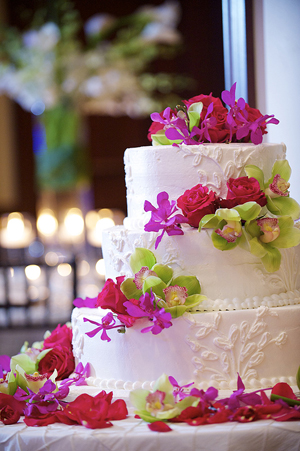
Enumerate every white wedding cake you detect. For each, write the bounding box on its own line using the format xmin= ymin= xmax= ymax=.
xmin=72 ymin=85 xmax=300 ymax=392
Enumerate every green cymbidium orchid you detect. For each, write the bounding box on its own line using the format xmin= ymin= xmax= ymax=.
xmin=245 ymin=215 xmax=300 ymax=272
xmin=129 ymin=373 xmax=198 ymax=423
xmin=245 ymin=160 xmax=300 ymax=220
xmin=199 ymin=203 xmax=260 ymax=251
xmin=15 ymin=365 xmax=58 ymax=394
xmin=121 ymin=248 xmax=204 ymax=318
xmin=0 ymin=371 xmax=17 ymax=395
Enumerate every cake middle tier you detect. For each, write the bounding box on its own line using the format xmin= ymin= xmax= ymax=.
xmin=102 ymin=225 xmax=300 ymax=308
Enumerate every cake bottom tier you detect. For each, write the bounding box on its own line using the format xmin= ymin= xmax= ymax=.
xmin=72 ymin=305 xmax=300 ymax=391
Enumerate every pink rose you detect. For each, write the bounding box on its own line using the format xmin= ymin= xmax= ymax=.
xmin=43 ymin=324 xmax=72 ymax=350
xmin=219 ymin=177 xmax=267 ymax=209
xmin=38 ymin=345 xmax=75 ymax=380
xmin=96 ymin=276 xmax=128 ymax=315
xmin=177 ymin=184 xmax=217 ymax=228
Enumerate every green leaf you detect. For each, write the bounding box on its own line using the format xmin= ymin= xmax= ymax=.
xmin=270 ymin=394 xmax=300 ymax=406
xmin=267 ymin=196 xmax=300 ymax=220
xmin=261 ymin=246 xmax=281 ymax=272
xmin=211 ymin=230 xmax=239 ymax=251
xmin=130 ymin=248 xmax=157 ymax=274
xmin=143 ymin=276 xmax=166 ymax=298
xmin=151 ymin=130 xmax=181 ymax=146
xmin=199 ymin=214 xmax=221 ymax=230
xmin=245 ymin=164 xmax=265 ymax=189
xmin=233 ymin=202 xmax=261 ymax=221
xmin=121 ymin=278 xmax=142 ymax=300
xmin=152 ymin=263 xmax=173 ymax=284
xmin=172 ymin=275 xmax=201 ymax=295
xmin=188 ymin=111 xmax=200 ymax=131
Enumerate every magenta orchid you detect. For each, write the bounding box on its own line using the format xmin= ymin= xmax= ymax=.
xmin=169 ymin=376 xmax=194 ymax=401
xmin=15 ymin=379 xmax=69 ymax=416
xmin=73 ymin=296 xmax=98 ymax=308
xmin=60 ymin=362 xmax=90 ymax=388
xmin=124 ymin=290 xmax=173 ymax=335
xmin=144 ymin=191 xmax=188 ymax=248
xmin=83 ymin=312 xmax=125 ymax=342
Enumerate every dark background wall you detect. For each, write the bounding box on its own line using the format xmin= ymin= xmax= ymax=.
xmin=4 ymin=0 xmax=225 ymax=216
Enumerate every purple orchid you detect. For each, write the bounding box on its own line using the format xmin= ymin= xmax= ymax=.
xmin=191 ymin=102 xmax=217 ymax=142
xmin=169 ymin=376 xmax=194 ymax=401
xmin=60 ymin=362 xmax=90 ymax=388
xmin=73 ymin=296 xmax=98 ymax=308
xmin=165 ymin=117 xmax=199 ymax=145
xmin=83 ymin=312 xmax=125 ymax=342
xmin=124 ymin=290 xmax=173 ymax=335
xmin=218 ymin=374 xmax=264 ymax=411
xmin=150 ymin=107 xmax=179 ymax=128
xmin=236 ymin=114 xmax=279 ymax=145
xmin=0 ymin=355 xmax=11 ymax=378
xmin=15 ymin=379 xmax=69 ymax=416
xmin=144 ymin=191 xmax=188 ymax=248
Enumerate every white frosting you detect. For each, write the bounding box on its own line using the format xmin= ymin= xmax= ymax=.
xmin=125 ymin=143 xmax=286 ymax=219
xmin=102 ymin=226 xmax=300 ymax=304
xmin=72 ymin=305 xmax=300 ymax=391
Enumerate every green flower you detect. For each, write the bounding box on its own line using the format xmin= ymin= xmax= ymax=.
xmin=245 ymin=160 xmax=300 ymax=219
xmin=121 ymin=248 xmax=205 ymax=318
xmin=129 ymin=373 xmax=198 ymax=423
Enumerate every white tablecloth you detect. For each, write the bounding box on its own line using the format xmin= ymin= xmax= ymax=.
xmin=1 ymin=417 xmax=299 ymax=451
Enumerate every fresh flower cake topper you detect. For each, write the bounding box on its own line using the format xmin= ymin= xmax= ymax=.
xmin=148 ymin=82 xmax=279 ymax=145
xmin=144 ymin=158 xmax=300 ymax=272
xmin=74 ymin=247 xmax=205 ymax=341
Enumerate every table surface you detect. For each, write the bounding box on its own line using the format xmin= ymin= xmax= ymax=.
xmin=1 ymin=416 xmax=300 ymax=451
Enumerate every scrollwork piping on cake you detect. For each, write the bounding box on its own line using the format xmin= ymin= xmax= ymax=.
xmin=184 ymin=307 xmax=289 ymax=385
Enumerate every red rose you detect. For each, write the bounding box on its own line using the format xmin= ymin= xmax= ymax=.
xmin=219 ymin=176 xmax=267 ymax=209
xmin=177 ymin=184 xmax=217 ymax=228
xmin=38 ymin=345 xmax=75 ymax=380
xmin=184 ymin=94 xmax=230 ymax=143
xmin=0 ymin=393 xmax=25 ymax=424
xmin=43 ymin=324 xmax=72 ymax=350
xmin=96 ymin=276 xmax=129 ymax=315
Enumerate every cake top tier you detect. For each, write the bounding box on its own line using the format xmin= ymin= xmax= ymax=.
xmin=125 ymin=142 xmax=286 ymax=220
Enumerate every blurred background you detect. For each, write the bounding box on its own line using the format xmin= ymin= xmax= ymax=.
xmin=0 ymin=0 xmax=299 ymax=354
